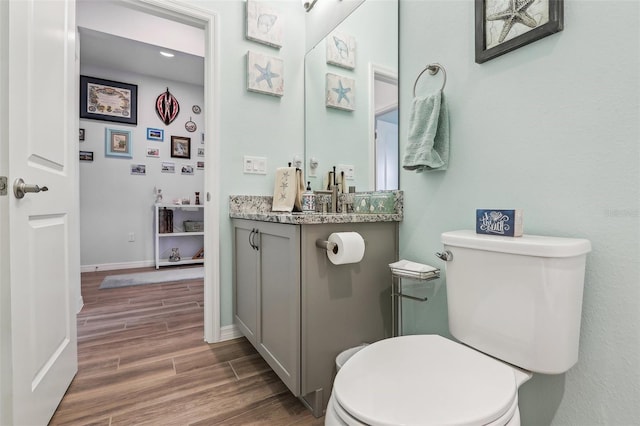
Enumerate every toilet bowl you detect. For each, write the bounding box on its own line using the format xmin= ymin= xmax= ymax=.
xmin=325 ymin=335 xmax=531 ymax=426
xmin=336 ymin=344 xmax=368 ymax=372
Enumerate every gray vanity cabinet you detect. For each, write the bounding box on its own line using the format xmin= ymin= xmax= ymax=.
xmin=232 ymin=219 xmax=301 ymax=396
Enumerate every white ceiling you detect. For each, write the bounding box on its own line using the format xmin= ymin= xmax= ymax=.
xmin=79 ymin=27 xmax=204 ymax=86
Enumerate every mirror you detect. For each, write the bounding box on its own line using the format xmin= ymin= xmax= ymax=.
xmin=304 ymin=0 xmax=398 ymax=192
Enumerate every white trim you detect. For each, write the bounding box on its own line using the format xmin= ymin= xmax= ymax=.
xmin=127 ymin=0 xmax=221 ymax=344
xmin=369 ymin=63 xmax=398 ymax=191
xmin=220 ymin=324 xmax=243 ymax=341
xmin=80 ymin=260 xmax=155 ymax=273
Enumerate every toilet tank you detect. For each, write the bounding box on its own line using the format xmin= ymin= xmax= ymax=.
xmin=441 ymin=230 xmax=591 ymax=374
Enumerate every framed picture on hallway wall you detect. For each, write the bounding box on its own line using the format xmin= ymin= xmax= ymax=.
xmin=475 ymin=0 xmax=563 ymax=64
xmin=171 ymin=136 xmax=191 ymax=159
xmin=105 ymin=128 xmax=132 ymax=158
xmin=80 ymin=75 xmax=138 ymax=125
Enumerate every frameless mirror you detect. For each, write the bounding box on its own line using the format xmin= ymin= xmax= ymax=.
xmin=304 ymin=0 xmax=398 ymax=192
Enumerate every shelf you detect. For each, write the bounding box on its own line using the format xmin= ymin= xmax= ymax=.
xmin=158 ymin=232 xmax=204 ymax=237
xmin=157 ymin=258 xmax=204 ymax=267
xmin=155 ymin=203 xmax=204 ymax=209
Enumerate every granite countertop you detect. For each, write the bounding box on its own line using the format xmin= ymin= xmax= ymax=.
xmin=229 ymin=192 xmax=403 ymax=225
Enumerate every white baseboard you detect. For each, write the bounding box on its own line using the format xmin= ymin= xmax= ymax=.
xmin=81 ymin=260 xmax=155 ymax=273
xmin=220 ymin=324 xmax=243 ymax=341
xmin=76 ymin=296 xmax=84 ymax=314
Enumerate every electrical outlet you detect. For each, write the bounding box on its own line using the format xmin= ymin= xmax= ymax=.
xmin=337 ymin=164 xmax=355 ymax=180
xmin=128 ymin=232 xmax=135 ymax=242
xmin=243 ymin=156 xmax=267 ymax=175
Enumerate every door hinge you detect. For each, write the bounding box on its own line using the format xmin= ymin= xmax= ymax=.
xmin=0 ymin=176 xmax=7 ymax=196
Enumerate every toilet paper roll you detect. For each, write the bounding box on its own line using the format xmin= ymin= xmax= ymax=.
xmin=327 ymin=232 xmax=365 ymax=265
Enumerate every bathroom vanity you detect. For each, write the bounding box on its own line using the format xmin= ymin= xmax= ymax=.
xmin=230 ymin=193 xmax=402 ymax=416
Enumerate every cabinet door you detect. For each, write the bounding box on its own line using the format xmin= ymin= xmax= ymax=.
xmin=257 ymin=222 xmax=301 ymax=396
xmin=233 ymin=222 xmax=259 ymax=345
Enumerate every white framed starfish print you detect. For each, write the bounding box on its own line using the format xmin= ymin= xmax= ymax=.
xmin=475 ymin=0 xmax=563 ymax=64
xmin=246 ymin=51 xmax=284 ymax=97
xmin=326 ymin=73 xmax=355 ymax=111
xmin=326 ymin=31 xmax=356 ymax=70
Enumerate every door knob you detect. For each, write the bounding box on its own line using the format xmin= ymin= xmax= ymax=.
xmin=13 ymin=178 xmax=48 ymax=199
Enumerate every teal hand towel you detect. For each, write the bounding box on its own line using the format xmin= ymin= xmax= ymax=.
xmin=403 ymin=90 xmax=449 ymax=172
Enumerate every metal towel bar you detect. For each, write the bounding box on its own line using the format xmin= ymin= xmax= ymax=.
xmin=413 ymin=63 xmax=447 ymax=97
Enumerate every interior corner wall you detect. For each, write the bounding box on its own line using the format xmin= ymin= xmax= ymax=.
xmin=79 ymin=64 xmax=204 ymax=269
xmin=399 ymin=0 xmax=639 ymax=424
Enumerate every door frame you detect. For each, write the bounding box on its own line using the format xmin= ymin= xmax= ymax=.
xmin=118 ymin=0 xmax=222 ymax=343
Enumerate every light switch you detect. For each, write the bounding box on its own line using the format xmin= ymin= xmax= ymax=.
xmin=243 ymin=156 xmax=267 ymax=175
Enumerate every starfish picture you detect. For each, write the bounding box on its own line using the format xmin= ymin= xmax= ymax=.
xmin=254 ymin=61 xmax=280 ymax=89
xmin=332 ymin=80 xmax=351 ymax=105
xmin=487 ymin=0 xmax=538 ymax=43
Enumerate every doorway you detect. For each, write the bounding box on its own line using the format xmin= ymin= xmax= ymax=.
xmin=77 ymin=0 xmax=221 ymax=342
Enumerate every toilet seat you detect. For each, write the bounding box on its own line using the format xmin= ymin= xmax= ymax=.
xmin=332 ymin=335 xmax=520 ymax=426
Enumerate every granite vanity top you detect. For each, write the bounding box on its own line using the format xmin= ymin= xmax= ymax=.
xmin=229 ymin=192 xmax=403 ymax=225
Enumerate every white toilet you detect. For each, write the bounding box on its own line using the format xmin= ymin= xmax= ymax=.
xmin=326 ymin=230 xmax=591 ymax=426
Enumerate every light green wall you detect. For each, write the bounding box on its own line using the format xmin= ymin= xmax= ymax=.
xmin=399 ymin=0 xmax=639 ymax=424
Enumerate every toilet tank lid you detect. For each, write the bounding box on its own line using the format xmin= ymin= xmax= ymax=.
xmin=442 ymin=230 xmax=591 ymax=258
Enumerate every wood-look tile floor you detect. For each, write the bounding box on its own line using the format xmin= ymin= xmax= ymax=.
xmin=50 ymin=267 xmax=324 ymax=426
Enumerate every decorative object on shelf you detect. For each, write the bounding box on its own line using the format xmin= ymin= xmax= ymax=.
xmin=192 ymin=105 xmax=201 ymax=114
xmin=183 ymin=220 xmax=203 ymax=232
xmin=147 ymin=128 xmax=164 ymax=141
xmin=105 ymin=128 xmax=132 ymax=158
xmin=130 ymin=164 xmax=146 ymax=175
xmin=246 ymin=51 xmax=284 ymax=97
xmin=155 ymin=187 xmax=163 ymax=203
xmin=195 ymin=192 xmax=201 ymax=205
xmin=79 ymin=128 xmax=85 ymax=141
xmin=192 ymin=248 xmax=204 ymax=259
xmin=475 ymin=0 xmax=563 ymax=64
xmin=79 ymin=150 xmax=93 ymax=161
xmin=181 ymin=164 xmax=194 ymax=175
xmin=161 ymin=161 xmax=175 ymax=173
xmin=185 ymin=117 xmax=197 ymax=132
xmin=197 ymin=161 xmax=204 ymax=170
xmin=326 ymin=73 xmax=355 ymax=111
xmin=80 ymin=75 xmax=138 ymax=125
xmin=182 ymin=197 xmax=191 ymax=205
xmin=246 ymin=0 xmax=283 ymax=48
xmin=159 ymin=207 xmax=173 ymax=233
xmin=326 ymin=31 xmax=356 ymax=70
xmin=146 ymin=146 xmax=160 ymax=158
xmin=155 ymin=87 xmax=180 ymax=125
xmin=171 ymin=135 xmax=191 ymax=159
xmin=168 ymin=248 xmax=181 ymax=262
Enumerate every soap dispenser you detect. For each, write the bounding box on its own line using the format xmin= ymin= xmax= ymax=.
xmin=302 ymin=181 xmax=316 ymax=213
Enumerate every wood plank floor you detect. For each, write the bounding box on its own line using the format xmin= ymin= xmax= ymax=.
xmin=50 ymin=267 xmax=324 ymax=426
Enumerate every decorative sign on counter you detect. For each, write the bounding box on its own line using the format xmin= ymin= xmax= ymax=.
xmin=476 ymin=209 xmax=523 ymax=237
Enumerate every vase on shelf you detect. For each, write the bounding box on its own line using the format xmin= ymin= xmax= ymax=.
xmin=168 ymin=248 xmax=181 ymax=262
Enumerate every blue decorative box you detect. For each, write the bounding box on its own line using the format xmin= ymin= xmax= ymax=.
xmin=476 ymin=209 xmax=523 ymax=237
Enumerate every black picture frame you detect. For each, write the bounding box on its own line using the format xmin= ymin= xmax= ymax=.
xmin=171 ymin=136 xmax=191 ymax=159
xmin=80 ymin=75 xmax=138 ymax=125
xmin=475 ymin=0 xmax=563 ymax=64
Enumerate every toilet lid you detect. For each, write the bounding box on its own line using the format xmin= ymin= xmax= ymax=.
xmin=333 ymin=335 xmax=518 ymax=426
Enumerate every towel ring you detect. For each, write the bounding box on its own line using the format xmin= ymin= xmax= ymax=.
xmin=413 ymin=63 xmax=447 ymax=97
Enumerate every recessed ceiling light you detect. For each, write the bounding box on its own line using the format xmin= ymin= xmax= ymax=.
xmin=160 ymin=51 xmax=175 ymax=58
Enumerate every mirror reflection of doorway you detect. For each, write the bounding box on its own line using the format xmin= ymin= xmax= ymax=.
xmin=373 ymin=70 xmax=399 ymax=190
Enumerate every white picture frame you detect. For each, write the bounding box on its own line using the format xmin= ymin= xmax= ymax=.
xmin=246 ymin=0 xmax=283 ymax=48
xmin=326 ymin=31 xmax=356 ymax=70
xmin=181 ymin=164 xmax=194 ymax=175
xmin=247 ymin=51 xmax=284 ymax=97
xmin=326 ymin=73 xmax=356 ymax=111
xmin=161 ymin=161 xmax=175 ymax=173
xmin=146 ymin=146 xmax=160 ymax=158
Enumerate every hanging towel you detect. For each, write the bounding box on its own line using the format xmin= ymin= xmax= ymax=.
xmin=272 ymin=167 xmax=304 ymax=212
xmin=403 ymin=90 xmax=450 ymax=172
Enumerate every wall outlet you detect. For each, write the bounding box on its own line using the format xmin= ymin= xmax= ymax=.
xmin=337 ymin=164 xmax=355 ymax=180
xmin=128 ymin=232 xmax=135 ymax=242
xmin=243 ymin=156 xmax=267 ymax=175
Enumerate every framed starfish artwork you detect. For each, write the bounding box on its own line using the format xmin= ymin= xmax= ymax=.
xmin=326 ymin=73 xmax=355 ymax=111
xmin=475 ymin=0 xmax=563 ymax=64
xmin=326 ymin=31 xmax=356 ymax=70
xmin=246 ymin=51 xmax=284 ymax=97
xmin=246 ymin=0 xmax=283 ymax=48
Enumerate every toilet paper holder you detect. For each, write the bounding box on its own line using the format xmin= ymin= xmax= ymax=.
xmin=315 ymin=239 xmax=338 ymax=254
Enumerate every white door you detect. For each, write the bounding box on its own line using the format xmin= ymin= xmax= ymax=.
xmin=1 ymin=0 xmax=79 ymax=424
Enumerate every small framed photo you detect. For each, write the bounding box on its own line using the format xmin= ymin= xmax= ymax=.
xmin=326 ymin=31 xmax=356 ymax=69
xmin=171 ymin=135 xmax=191 ymax=159
xmin=146 ymin=146 xmax=160 ymax=158
xmin=147 ymin=128 xmax=164 ymax=141
xmin=79 ymin=128 xmax=85 ymax=141
xmin=105 ymin=128 xmax=132 ymax=158
xmin=197 ymin=161 xmax=204 ymax=170
xmin=326 ymin=73 xmax=355 ymax=111
xmin=475 ymin=0 xmax=563 ymax=64
xmin=197 ymin=147 xmax=205 ymax=157
xmin=181 ymin=164 xmax=194 ymax=175
xmin=130 ymin=164 xmax=146 ymax=175
xmin=80 ymin=75 xmax=138 ymax=125
xmin=79 ymin=150 xmax=93 ymax=161
xmin=246 ymin=51 xmax=284 ymax=97
xmin=246 ymin=0 xmax=283 ymax=48
xmin=201 ymin=133 xmax=205 ymax=144
xmin=161 ymin=162 xmax=175 ymax=173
